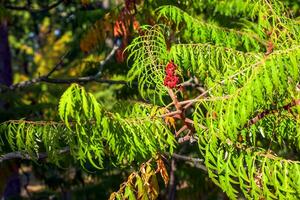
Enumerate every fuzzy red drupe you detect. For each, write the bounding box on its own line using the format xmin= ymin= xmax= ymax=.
xmin=164 ymin=61 xmax=179 ymax=88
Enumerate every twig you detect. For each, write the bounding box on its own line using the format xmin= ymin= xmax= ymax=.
xmin=175 ymin=125 xmax=188 ymax=137
xmin=178 ymin=135 xmax=192 ymax=144
xmin=178 ymin=78 xmax=193 ymax=87
xmin=172 ymin=153 xmax=204 ymax=163
xmin=42 ymin=77 xmax=128 ymax=85
xmin=182 ymin=86 xmax=216 ymax=110
xmin=184 ymin=118 xmax=194 ymax=125
xmin=94 ymin=45 xmax=119 ymax=77
xmin=0 ymin=77 xmax=130 ymax=93
xmin=165 ymin=88 xmax=196 ymax=140
xmin=170 ymin=56 xmax=269 ymax=110
xmin=246 ymin=99 xmax=300 ymax=127
xmin=45 ymin=51 xmax=69 ymax=78
xmin=0 ymin=147 xmax=70 ymax=163
xmin=161 ymin=110 xmax=182 ymax=118
xmin=172 ymin=153 xmax=207 ymax=172
xmin=167 ymin=88 xmax=182 ymax=111
xmin=178 ymin=95 xmax=230 ymax=106
xmin=0 ymin=45 xmax=121 ymax=93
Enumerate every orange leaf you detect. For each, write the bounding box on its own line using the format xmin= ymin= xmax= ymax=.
xmin=133 ymin=18 xmax=140 ymax=31
xmin=165 ymin=116 xmax=176 ymax=129
xmin=156 ymin=158 xmax=169 ymax=186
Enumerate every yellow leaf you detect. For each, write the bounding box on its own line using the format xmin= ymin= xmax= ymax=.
xmin=135 ymin=175 xmax=149 ymax=200
xmin=165 ymin=116 xmax=176 ymax=129
xmin=149 ymin=175 xmax=159 ymax=199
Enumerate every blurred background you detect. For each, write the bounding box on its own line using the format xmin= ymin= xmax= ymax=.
xmin=1 ymin=0 xmax=299 ymax=199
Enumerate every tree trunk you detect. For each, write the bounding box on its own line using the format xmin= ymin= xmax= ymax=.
xmin=0 ymin=19 xmax=20 ymax=200
xmin=0 ymin=19 xmax=12 ymax=86
xmin=168 ymin=158 xmax=176 ymax=200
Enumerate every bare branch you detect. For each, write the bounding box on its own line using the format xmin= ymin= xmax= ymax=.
xmin=172 ymin=153 xmax=207 ymax=172
xmin=178 ymin=135 xmax=191 ymax=143
xmin=0 ymin=45 xmax=122 ymax=93
xmin=42 ymin=77 xmax=128 ymax=85
xmin=161 ymin=110 xmax=182 ymax=118
xmin=0 ymin=147 xmax=70 ymax=163
xmin=45 ymin=51 xmax=69 ymax=78
xmin=0 ymin=76 xmax=129 ymax=93
xmin=175 ymin=125 xmax=188 ymax=137
xmin=94 ymin=45 xmax=119 ymax=77
xmin=172 ymin=153 xmax=204 ymax=163
xmin=246 ymin=99 xmax=300 ymax=127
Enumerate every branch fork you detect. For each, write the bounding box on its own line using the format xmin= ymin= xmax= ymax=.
xmin=163 ymin=88 xmax=196 ymax=143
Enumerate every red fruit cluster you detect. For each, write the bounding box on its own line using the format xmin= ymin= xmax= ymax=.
xmin=164 ymin=61 xmax=179 ymax=89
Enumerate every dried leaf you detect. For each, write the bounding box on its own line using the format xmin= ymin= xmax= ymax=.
xmin=156 ymin=158 xmax=169 ymax=186
xmin=135 ymin=175 xmax=149 ymax=200
xmin=149 ymin=175 xmax=159 ymax=199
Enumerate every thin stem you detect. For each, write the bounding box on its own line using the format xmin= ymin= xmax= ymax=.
xmin=0 ymin=45 xmax=121 ymax=93
xmin=94 ymin=45 xmax=120 ymax=78
xmin=246 ymin=99 xmax=300 ymax=127
xmin=161 ymin=110 xmax=182 ymax=118
xmin=0 ymin=147 xmax=70 ymax=163
xmin=45 ymin=51 xmax=70 ymax=78
xmin=172 ymin=153 xmax=204 ymax=164
xmin=179 ymin=95 xmax=231 ymax=106
xmin=167 ymin=88 xmax=182 ymax=111
xmin=175 ymin=125 xmax=188 ymax=137
xmin=172 ymin=153 xmax=207 ymax=172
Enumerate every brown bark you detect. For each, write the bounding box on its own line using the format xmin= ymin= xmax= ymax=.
xmin=168 ymin=158 xmax=176 ymax=200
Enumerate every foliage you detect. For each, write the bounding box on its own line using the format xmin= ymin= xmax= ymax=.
xmin=1 ymin=84 xmax=175 ymax=169
xmin=109 ymin=157 xmax=169 ymax=200
xmin=124 ymin=0 xmax=300 ymax=199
